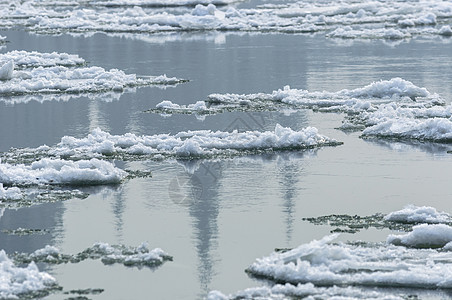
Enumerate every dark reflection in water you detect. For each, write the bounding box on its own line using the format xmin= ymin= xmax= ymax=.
xmin=362 ymin=138 xmax=452 ymax=155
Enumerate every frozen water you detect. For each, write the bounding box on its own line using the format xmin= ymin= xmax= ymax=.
xmin=1 ymin=0 xmax=452 ymax=39
xmin=384 ymin=205 xmax=452 ymax=224
xmin=0 ymin=183 xmax=21 ymax=201
xmin=0 ymin=61 xmax=186 ymax=96
xmin=0 ymin=50 xmax=85 ymax=68
xmin=208 ymin=282 xmax=405 ymax=300
xmin=0 ymin=158 xmax=127 ymax=186
xmin=247 ymin=234 xmax=452 ymax=289
xmin=12 ymin=242 xmax=173 ymax=268
xmin=5 ymin=125 xmax=342 ymax=161
xmin=388 ymin=224 xmax=452 ymax=248
xmin=0 ymin=250 xmax=57 ymax=299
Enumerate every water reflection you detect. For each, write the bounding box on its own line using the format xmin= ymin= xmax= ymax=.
xmin=363 ymin=138 xmax=452 ymax=155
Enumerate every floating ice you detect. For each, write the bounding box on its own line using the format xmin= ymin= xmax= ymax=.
xmin=247 ymin=234 xmax=452 ymax=289
xmin=385 ymin=205 xmax=452 ymax=224
xmin=0 ymin=50 xmax=85 ymax=68
xmin=0 ymin=61 xmax=14 ymax=81
xmin=388 ymin=224 xmax=452 ymax=248
xmin=9 ymin=125 xmax=341 ymax=161
xmin=2 ymin=0 xmax=451 ymax=39
xmin=0 ymin=250 xmax=57 ymax=299
xmin=13 ymin=242 xmax=173 ymax=268
xmin=0 ymin=183 xmax=21 ymax=201
xmin=361 ymin=117 xmax=452 ymax=142
xmin=208 ymin=282 xmax=405 ymax=300
xmin=89 ymin=0 xmax=244 ymax=7
xmin=0 ymin=64 xmax=186 ymax=96
xmin=0 ymin=158 xmax=127 ymax=186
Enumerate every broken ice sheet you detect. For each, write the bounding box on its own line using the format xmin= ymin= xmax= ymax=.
xmin=12 ymin=242 xmax=173 ymax=269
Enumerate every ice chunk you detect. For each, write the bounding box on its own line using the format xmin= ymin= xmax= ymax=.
xmin=247 ymin=234 xmax=452 ymax=289
xmin=0 ymin=158 xmax=127 ymax=186
xmin=13 ymin=125 xmax=342 ymax=161
xmin=385 ymin=205 xmax=451 ymax=224
xmin=0 ymin=250 xmax=57 ymax=299
xmin=0 ymin=50 xmax=85 ymax=68
xmin=388 ymin=224 xmax=452 ymax=248
xmin=0 ymin=60 xmax=14 ymax=80
xmin=0 ymin=183 xmax=22 ymax=201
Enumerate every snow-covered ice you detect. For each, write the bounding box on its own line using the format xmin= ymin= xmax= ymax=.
xmin=0 ymin=250 xmax=57 ymax=299
xmin=208 ymin=282 xmax=404 ymax=300
xmin=13 ymin=242 xmax=173 ymax=268
xmin=385 ymin=205 xmax=452 ymax=224
xmin=388 ymin=224 xmax=452 ymax=248
xmin=2 ymin=0 xmax=452 ymax=39
xmin=246 ymin=234 xmax=452 ymax=289
xmin=0 ymin=183 xmax=21 ymax=201
xmin=7 ymin=125 xmax=342 ymax=161
xmin=0 ymin=50 xmax=85 ymax=68
xmin=0 ymin=158 xmax=127 ymax=186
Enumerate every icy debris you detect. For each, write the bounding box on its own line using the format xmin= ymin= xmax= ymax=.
xmin=0 ymin=60 xmax=14 ymax=80
xmin=2 ymin=0 xmax=452 ymax=39
xmin=0 ymin=183 xmax=21 ymax=201
xmin=388 ymin=224 xmax=452 ymax=248
xmin=0 ymin=64 xmax=186 ymax=96
xmin=13 ymin=242 xmax=172 ymax=268
xmin=246 ymin=234 xmax=452 ymax=289
xmin=0 ymin=50 xmax=85 ymax=68
xmin=14 ymin=125 xmax=341 ymax=160
xmin=0 ymin=250 xmax=57 ymax=299
xmin=89 ymin=0 xmax=244 ymax=7
xmin=361 ymin=117 xmax=452 ymax=142
xmin=385 ymin=205 xmax=452 ymax=224
xmin=0 ymin=158 xmax=127 ymax=186
xmin=208 ymin=282 xmax=404 ymax=300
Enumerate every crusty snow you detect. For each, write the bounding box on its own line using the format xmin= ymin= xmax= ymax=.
xmin=247 ymin=234 xmax=452 ymax=289
xmin=388 ymin=224 xmax=452 ymax=248
xmin=1 ymin=0 xmax=452 ymax=39
xmin=14 ymin=125 xmax=341 ymax=160
xmin=385 ymin=205 xmax=452 ymax=224
xmin=0 ymin=250 xmax=57 ymax=299
xmin=0 ymin=183 xmax=22 ymax=201
xmin=0 ymin=158 xmax=127 ymax=186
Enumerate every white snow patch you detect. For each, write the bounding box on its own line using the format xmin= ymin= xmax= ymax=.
xmin=0 ymin=183 xmax=22 ymax=201
xmin=0 ymin=250 xmax=56 ymax=299
xmin=388 ymin=224 xmax=452 ymax=248
xmin=0 ymin=61 xmax=14 ymax=80
xmin=247 ymin=234 xmax=452 ymax=289
xmin=385 ymin=205 xmax=451 ymax=224
xmin=0 ymin=158 xmax=127 ymax=186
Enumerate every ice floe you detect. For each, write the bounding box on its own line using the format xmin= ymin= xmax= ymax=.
xmin=0 ymin=183 xmax=22 ymax=201
xmin=13 ymin=242 xmax=172 ymax=268
xmin=246 ymin=234 xmax=452 ymax=289
xmin=388 ymin=224 xmax=452 ymax=248
xmin=384 ymin=205 xmax=452 ymax=224
xmin=1 ymin=0 xmax=452 ymax=39
xmin=208 ymin=282 xmax=405 ymax=300
xmin=0 ymin=158 xmax=127 ymax=186
xmin=0 ymin=50 xmax=85 ymax=69
xmin=0 ymin=250 xmax=57 ymax=299
xmin=5 ymin=125 xmax=341 ymax=161
xmin=0 ymin=50 xmax=186 ymax=100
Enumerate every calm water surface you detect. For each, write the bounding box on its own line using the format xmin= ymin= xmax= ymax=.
xmin=1 ymin=29 xmax=452 ymax=299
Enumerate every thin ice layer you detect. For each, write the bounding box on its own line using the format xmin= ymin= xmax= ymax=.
xmin=385 ymin=205 xmax=452 ymax=224
xmin=208 ymin=282 xmax=404 ymax=300
xmin=12 ymin=125 xmax=342 ymax=160
xmin=89 ymin=0 xmax=244 ymax=7
xmin=0 ymin=158 xmax=127 ymax=185
xmin=247 ymin=234 xmax=452 ymax=289
xmin=0 ymin=250 xmax=57 ymax=299
xmin=13 ymin=242 xmax=173 ymax=268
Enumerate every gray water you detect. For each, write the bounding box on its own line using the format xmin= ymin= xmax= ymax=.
xmin=1 ymin=29 xmax=452 ymax=299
